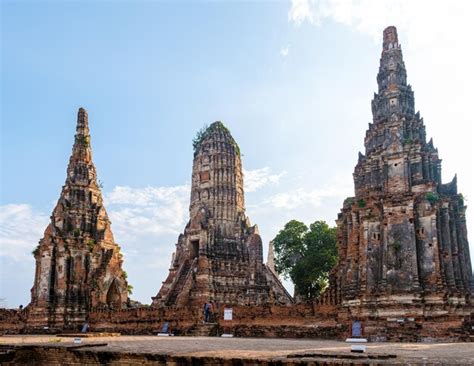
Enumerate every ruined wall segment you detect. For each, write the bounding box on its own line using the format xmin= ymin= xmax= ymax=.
xmin=322 ymin=26 xmax=473 ymax=315
xmin=266 ymin=241 xmax=278 ymax=277
xmin=153 ymin=122 xmax=292 ymax=307
xmin=27 ymin=108 xmax=129 ymax=329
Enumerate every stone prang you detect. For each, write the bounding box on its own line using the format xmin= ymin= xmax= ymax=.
xmin=152 ymin=122 xmax=292 ymax=307
xmin=27 ymin=108 xmax=129 ymax=330
xmin=321 ymin=26 xmax=473 ymax=318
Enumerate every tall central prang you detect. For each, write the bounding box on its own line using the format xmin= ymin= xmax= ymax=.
xmin=189 ymin=122 xmax=245 ymax=242
xmin=153 ymin=122 xmax=292 ymax=307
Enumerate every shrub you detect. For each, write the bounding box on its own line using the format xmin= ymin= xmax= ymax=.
xmin=344 ymin=197 xmax=355 ymax=206
xmin=425 ymin=192 xmax=440 ymax=204
xmin=192 ymin=122 xmax=241 ymax=156
xmin=86 ymin=239 xmax=95 ymax=252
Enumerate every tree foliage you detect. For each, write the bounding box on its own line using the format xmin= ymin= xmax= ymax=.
xmin=273 ymin=220 xmax=338 ymax=300
xmin=192 ymin=122 xmax=241 ymax=156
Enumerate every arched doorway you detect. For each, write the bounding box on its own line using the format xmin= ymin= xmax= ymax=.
xmin=106 ymin=278 xmax=122 ymax=309
xmin=190 ymin=240 xmax=199 ymax=259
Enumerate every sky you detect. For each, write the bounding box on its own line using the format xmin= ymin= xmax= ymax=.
xmin=1 ymin=0 xmax=473 ymax=307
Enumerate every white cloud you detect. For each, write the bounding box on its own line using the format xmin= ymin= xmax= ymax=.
xmin=107 ymin=167 xmax=286 ymax=240
xmin=287 ymin=0 xmax=473 ymax=46
xmin=106 ymin=184 xmax=190 ymax=240
xmin=107 ymin=185 xmax=190 ymax=207
xmin=288 ymin=0 xmax=317 ymax=26
xmin=280 ymin=46 xmax=290 ymax=57
xmin=265 ymin=183 xmax=350 ymax=210
xmin=0 ymin=204 xmax=49 ymax=261
xmin=244 ymin=167 xmax=287 ymax=193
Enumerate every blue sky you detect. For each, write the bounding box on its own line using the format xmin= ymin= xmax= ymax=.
xmin=1 ymin=0 xmax=473 ymax=307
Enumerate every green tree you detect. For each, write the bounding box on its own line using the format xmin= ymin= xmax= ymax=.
xmin=273 ymin=220 xmax=338 ymax=300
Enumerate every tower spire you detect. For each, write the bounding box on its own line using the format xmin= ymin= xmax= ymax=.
xmin=371 ymin=25 xmax=414 ymax=125
xmin=28 ymin=108 xmax=129 ymax=329
xmin=67 ymin=107 xmax=95 ymax=185
xmin=76 ymin=107 xmax=89 ymax=136
xmin=323 ymin=26 xmax=473 ymax=314
xmin=382 ymin=26 xmax=399 ymax=51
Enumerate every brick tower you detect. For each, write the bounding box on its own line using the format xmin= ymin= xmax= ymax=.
xmin=27 ymin=108 xmax=129 ymax=330
xmin=321 ymin=27 xmax=472 ymax=321
xmin=153 ymin=122 xmax=292 ymax=307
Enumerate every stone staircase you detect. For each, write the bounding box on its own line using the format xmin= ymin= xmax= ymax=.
xmin=187 ymin=322 xmax=219 ymax=337
xmin=88 ymin=249 xmax=114 ymax=289
xmin=166 ymin=260 xmax=191 ymax=305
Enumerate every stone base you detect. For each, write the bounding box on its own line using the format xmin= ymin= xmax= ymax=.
xmin=59 ymin=333 xmax=121 ymax=338
xmin=1 ymin=301 xmax=472 ymax=342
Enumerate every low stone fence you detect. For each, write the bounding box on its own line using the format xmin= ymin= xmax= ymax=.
xmin=87 ymin=303 xmax=344 ymax=338
xmin=0 ymin=308 xmax=29 ymax=335
xmin=1 ymin=302 xmax=472 ymax=341
xmin=88 ymin=306 xmax=201 ymax=335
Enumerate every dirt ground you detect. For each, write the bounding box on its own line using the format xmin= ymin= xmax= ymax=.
xmin=1 ymin=335 xmax=473 ymax=365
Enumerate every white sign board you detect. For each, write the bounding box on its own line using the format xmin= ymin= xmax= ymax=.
xmin=224 ymin=308 xmax=233 ymax=321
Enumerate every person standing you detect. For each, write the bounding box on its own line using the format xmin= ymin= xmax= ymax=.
xmin=81 ymin=321 xmax=89 ymax=333
xmin=208 ymin=302 xmax=214 ymax=323
xmin=203 ymin=302 xmax=211 ymax=323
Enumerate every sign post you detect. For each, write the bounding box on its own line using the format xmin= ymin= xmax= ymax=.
xmin=346 ymin=320 xmax=367 ymax=353
xmin=221 ymin=307 xmax=233 ymax=337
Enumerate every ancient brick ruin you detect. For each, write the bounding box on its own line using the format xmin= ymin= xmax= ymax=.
xmin=1 ymin=26 xmax=473 ymax=343
xmin=321 ymin=27 xmax=473 ymax=327
xmin=152 ymin=122 xmax=292 ymax=307
xmin=26 ymin=108 xmax=129 ymax=330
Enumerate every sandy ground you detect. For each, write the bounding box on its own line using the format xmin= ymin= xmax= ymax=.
xmin=1 ymin=335 xmax=473 ymax=364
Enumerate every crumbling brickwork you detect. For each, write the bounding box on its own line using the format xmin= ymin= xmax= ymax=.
xmin=27 ymin=108 xmax=129 ymax=330
xmin=321 ymin=27 xmax=473 ymax=323
xmin=152 ymin=122 xmax=292 ymax=307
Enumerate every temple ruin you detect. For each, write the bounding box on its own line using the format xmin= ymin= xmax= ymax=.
xmin=321 ymin=27 xmax=473 ymax=321
xmin=152 ymin=122 xmax=292 ymax=307
xmin=1 ymin=26 xmax=472 ymax=342
xmin=27 ymin=108 xmax=129 ymax=330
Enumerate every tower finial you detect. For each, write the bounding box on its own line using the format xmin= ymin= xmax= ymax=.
xmin=383 ymin=26 xmax=399 ymax=51
xmin=76 ymin=107 xmax=89 ymax=135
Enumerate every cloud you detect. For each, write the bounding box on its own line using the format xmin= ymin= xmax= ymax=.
xmin=107 ymin=167 xmax=286 ymax=240
xmin=244 ymin=167 xmax=287 ymax=193
xmin=105 ymin=184 xmax=190 ymax=241
xmin=0 ymin=204 xmax=49 ymax=261
xmin=288 ymin=0 xmax=317 ymax=26
xmin=264 ymin=184 xmax=350 ymax=210
xmin=107 ymin=185 xmax=190 ymax=207
xmin=287 ymin=0 xmax=472 ymax=46
xmin=280 ymin=46 xmax=290 ymax=57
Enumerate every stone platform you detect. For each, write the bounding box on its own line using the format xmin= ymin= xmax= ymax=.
xmin=59 ymin=332 xmax=121 ymax=338
xmin=1 ymin=335 xmax=473 ymax=365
